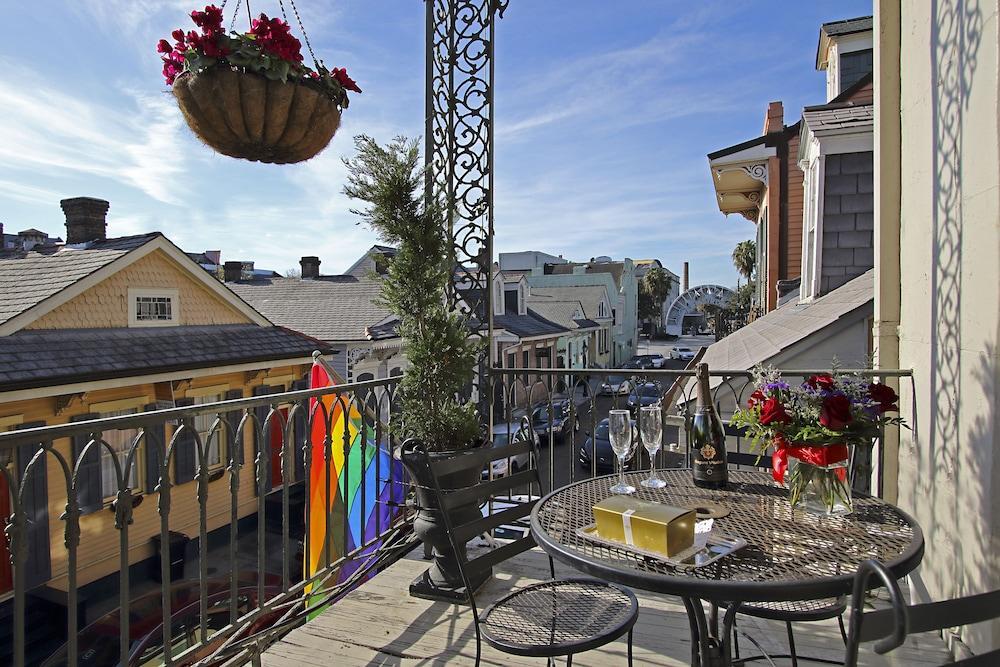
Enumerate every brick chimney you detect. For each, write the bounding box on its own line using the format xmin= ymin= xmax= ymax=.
xmin=682 ymin=261 xmax=689 ymax=293
xmin=223 ymin=261 xmax=243 ymax=282
xmin=61 ymin=197 xmax=109 ymax=245
xmin=763 ymin=101 xmax=784 ymax=135
xmin=300 ymin=255 xmax=321 ymax=279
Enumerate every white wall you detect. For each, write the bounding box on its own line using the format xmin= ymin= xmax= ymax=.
xmin=890 ymin=0 xmax=1000 ymax=655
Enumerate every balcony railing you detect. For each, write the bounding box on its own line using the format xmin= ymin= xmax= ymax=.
xmin=0 ymin=375 xmax=413 ymax=667
xmin=0 ymin=366 xmax=911 ymax=666
xmin=488 ymin=367 xmax=912 ymax=499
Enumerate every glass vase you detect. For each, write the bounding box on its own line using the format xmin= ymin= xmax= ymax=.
xmin=786 ymin=446 xmax=853 ymax=516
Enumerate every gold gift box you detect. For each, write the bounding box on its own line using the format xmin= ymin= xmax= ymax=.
xmin=593 ymin=496 xmax=696 ymax=557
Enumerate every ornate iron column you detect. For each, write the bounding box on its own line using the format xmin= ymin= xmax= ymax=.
xmin=425 ymin=0 xmax=506 ymax=421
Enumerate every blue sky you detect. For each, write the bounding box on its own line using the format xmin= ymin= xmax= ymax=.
xmin=2 ymin=1 xmax=871 ymax=286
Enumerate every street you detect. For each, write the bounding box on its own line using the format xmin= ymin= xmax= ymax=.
xmin=531 ymin=333 xmax=716 ymax=491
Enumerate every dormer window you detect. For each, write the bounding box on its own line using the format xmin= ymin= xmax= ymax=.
xmin=129 ymin=288 xmax=179 ymax=327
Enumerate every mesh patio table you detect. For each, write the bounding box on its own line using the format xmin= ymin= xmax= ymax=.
xmin=529 ymin=470 xmax=924 ymax=667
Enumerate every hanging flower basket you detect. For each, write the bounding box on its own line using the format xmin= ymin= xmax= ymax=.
xmin=172 ymin=67 xmax=341 ymax=164
xmin=158 ymin=4 xmax=361 ymax=164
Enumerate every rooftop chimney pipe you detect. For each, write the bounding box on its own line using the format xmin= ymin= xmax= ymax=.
xmin=682 ymin=261 xmax=689 ymax=293
xmin=223 ymin=261 xmax=243 ymax=282
xmin=61 ymin=197 xmax=109 ymax=245
xmin=300 ymin=256 xmax=321 ymax=279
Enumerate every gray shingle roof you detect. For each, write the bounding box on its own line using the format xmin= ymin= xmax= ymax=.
xmin=822 ymin=16 xmax=872 ymax=37
xmin=528 ymin=286 xmax=609 ymax=320
xmin=494 ymin=310 xmax=567 ymax=338
xmin=0 ymin=324 xmax=329 ymax=392
xmin=526 ymin=300 xmax=598 ymax=332
xmin=228 ymin=276 xmax=391 ymax=342
xmin=802 ymin=103 xmax=873 ymax=133
xmin=699 ymin=270 xmax=874 ymax=375
xmin=0 ymin=234 xmax=158 ymax=326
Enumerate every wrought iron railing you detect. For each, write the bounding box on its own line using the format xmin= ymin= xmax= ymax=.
xmin=0 ymin=365 xmax=912 ymax=666
xmin=0 ymin=375 xmax=414 ymax=667
xmin=488 ymin=367 xmax=912 ymax=499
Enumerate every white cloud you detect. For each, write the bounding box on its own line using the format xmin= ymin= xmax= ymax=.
xmin=0 ymin=64 xmax=192 ymax=205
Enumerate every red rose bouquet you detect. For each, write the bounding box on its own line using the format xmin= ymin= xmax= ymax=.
xmin=731 ymin=366 xmax=905 ymax=515
xmin=158 ymin=5 xmax=360 ymax=107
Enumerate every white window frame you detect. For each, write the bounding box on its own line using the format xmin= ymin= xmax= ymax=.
xmin=191 ymin=393 xmax=226 ymax=471
xmin=98 ymin=408 xmax=142 ymax=501
xmin=128 ymin=288 xmax=180 ymax=327
xmin=517 ymin=282 xmax=527 ymax=316
xmin=493 ymin=277 xmax=504 ymax=316
xmin=799 ymin=142 xmax=826 ymax=302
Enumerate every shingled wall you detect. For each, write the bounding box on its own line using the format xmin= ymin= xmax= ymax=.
xmin=820 ymin=151 xmax=874 ymax=294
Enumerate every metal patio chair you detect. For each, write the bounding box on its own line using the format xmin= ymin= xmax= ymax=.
xmin=719 ymin=446 xmax=848 ymax=667
xmin=406 ymin=429 xmax=639 ymax=666
xmin=845 ymin=559 xmax=1000 ymax=666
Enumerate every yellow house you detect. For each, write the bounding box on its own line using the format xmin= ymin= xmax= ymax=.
xmin=0 ymin=198 xmax=328 ymax=617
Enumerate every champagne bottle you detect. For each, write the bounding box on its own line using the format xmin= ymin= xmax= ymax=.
xmin=691 ymin=362 xmax=728 ymax=489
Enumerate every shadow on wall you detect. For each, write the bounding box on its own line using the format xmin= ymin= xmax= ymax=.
xmin=920 ymin=0 xmax=991 ymax=655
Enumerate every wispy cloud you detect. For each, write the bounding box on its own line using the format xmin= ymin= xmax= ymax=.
xmin=0 ymin=64 xmax=193 ymax=205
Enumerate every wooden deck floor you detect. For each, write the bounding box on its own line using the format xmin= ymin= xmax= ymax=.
xmin=263 ymin=545 xmax=950 ymax=666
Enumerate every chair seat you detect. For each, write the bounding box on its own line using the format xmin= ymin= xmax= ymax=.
xmin=480 ymin=578 xmax=639 ymax=657
xmin=727 ymin=596 xmax=847 ymax=622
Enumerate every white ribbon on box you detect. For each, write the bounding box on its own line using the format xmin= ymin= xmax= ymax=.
xmin=621 ymin=508 xmax=636 ymax=546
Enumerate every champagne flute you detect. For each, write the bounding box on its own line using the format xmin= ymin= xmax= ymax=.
xmin=640 ymin=405 xmax=666 ymax=488
xmin=608 ymin=409 xmax=635 ymax=494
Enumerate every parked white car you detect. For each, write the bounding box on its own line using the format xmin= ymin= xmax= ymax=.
xmin=483 ymin=422 xmax=538 ymax=479
xmin=599 ymin=374 xmax=632 ymax=396
xmin=669 ymin=346 xmax=696 ymax=361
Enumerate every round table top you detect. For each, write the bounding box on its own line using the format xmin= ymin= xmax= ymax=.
xmin=529 ymin=470 xmax=924 ymax=603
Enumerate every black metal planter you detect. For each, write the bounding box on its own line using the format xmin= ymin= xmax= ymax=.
xmin=400 ymin=441 xmax=490 ymax=603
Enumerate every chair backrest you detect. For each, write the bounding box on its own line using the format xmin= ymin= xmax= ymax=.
xmin=845 ymin=560 xmax=1000 ymax=666
xmin=413 ymin=417 xmax=545 ymax=612
xmin=723 ymin=423 xmax=771 ymax=469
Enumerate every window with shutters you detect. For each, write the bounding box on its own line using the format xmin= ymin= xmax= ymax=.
xmin=99 ymin=408 xmax=141 ymax=500
xmin=128 ymin=288 xmax=180 ymax=327
xmin=192 ymin=394 xmax=226 ymax=470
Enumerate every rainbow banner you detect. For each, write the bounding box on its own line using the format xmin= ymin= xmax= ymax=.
xmin=304 ymin=360 xmax=404 ymax=613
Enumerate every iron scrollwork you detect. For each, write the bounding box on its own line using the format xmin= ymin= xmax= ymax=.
xmin=425 ymin=0 xmax=504 ymax=418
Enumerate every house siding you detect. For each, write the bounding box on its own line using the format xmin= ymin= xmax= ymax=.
xmin=27 ymin=250 xmax=251 ymax=330
xmin=887 ymin=0 xmax=1000 ymax=654
xmin=0 ymin=364 xmax=310 ymax=591
xmin=820 ymin=151 xmax=874 ymax=294
xmin=785 ymin=131 xmax=804 ymax=280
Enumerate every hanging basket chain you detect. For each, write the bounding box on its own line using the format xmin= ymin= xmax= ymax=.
xmin=279 ymin=0 xmax=321 ymax=70
xmin=219 ymin=0 xmax=245 ymax=32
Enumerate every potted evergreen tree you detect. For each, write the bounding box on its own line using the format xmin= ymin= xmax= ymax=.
xmin=344 ymin=136 xmax=488 ymax=601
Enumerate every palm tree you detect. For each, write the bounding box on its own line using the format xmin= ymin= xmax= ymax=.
xmin=732 ymin=239 xmax=756 ymax=281
xmin=638 ymin=267 xmax=674 ymax=332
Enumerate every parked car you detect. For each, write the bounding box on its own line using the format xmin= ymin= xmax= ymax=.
xmin=475 ymin=494 xmax=539 ymax=542
xmin=530 ymin=399 xmax=581 ymax=443
xmin=579 ymin=418 xmax=638 ymax=474
xmin=668 ymin=346 xmax=696 ymax=361
xmin=483 ymin=421 xmax=538 ymax=479
xmin=633 ymin=354 xmax=666 ymax=369
xmin=626 ymin=382 xmax=663 ymax=414
xmin=599 ymin=375 xmax=632 ymax=396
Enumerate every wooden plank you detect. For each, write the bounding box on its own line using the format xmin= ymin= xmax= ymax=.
xmin=263 ymin=545 xmax=951 ymax=667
